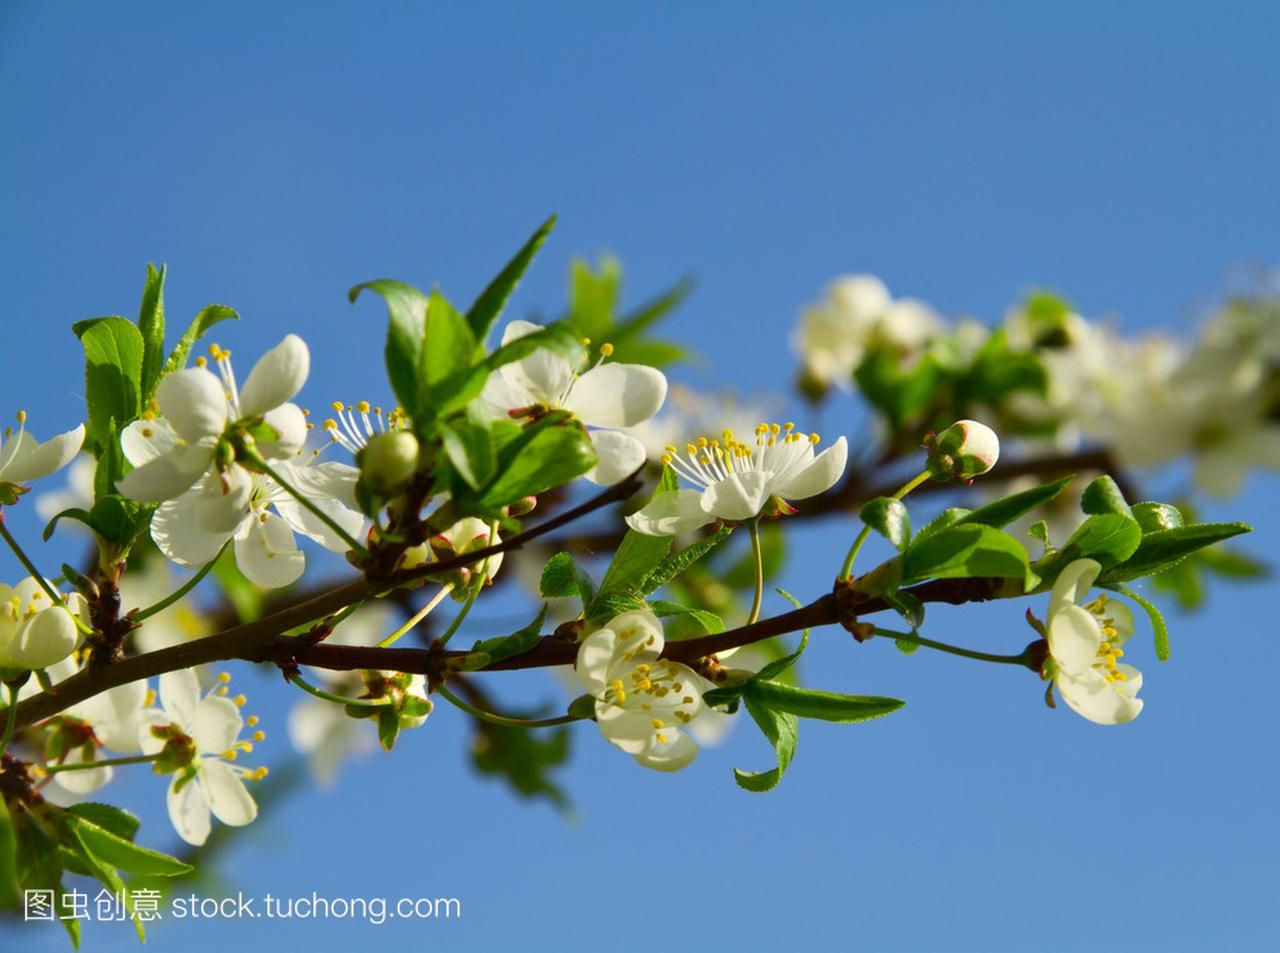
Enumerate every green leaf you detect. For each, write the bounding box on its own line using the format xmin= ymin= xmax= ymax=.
xmin=66 ymin=803 xmax=140 ymax=842
xmin=476 ymin=419 xmax=597 ymax=507
xmin=641 ymin=525 xmax=733 ymax=593
xmin=1110 ymin=584 xmax=1171 ymax=661
xmin=466 ymin=214 xmax=556 ymax=342
xmin=469 ymin=606 xmax=547 ymax=667
xmin=1200 ymin=546 xmax=1268 ymax=579
xmin=441 ymin=414 xmax=496 ymax=490
xmin=593 ymin=469 xmax=677 ymax=608
xmin=584 ymin=589 xmax=648 ymax=622
xmin=349 ymin=279 xmax=430 ymax=417
xmin=1132 ymin=501 xmax=1185 ymax=533
xmin=421 ymin=289 xmax=479 ymax=413
xmin=734 ymin=691 xmax=799 ymax=793
xmin=1028 ymin=520 xmax=1051 ymax=548
xmin=0 ymin=796 xmax=19 ymax=908
xmin=568 ymin=256 xmax=622 ymax=341
xmin=903 ymin=523 xmax=1032 ymax=586
xmin=1063 ymin=513 xmax=1143 ymax=568
xmin=539 ymin=552 xmax=581 ymax=598
xmin=754 ymin=591 xmax=810 ymax=679
xmin=1080 ymin=475 xmax=1133 ymax=518
xmin=42 ymin=507 xmax=96 ymax=542
xmin=162 ymin=303 xmax=239 ymax=376
xmin=471 ymin=721 xmax=572 ymax=813
xmin=61 ymin=822 xmax=145 ymax=941
xmin=71 ymin=817 xmax=192 ymax=877
xmin=1101 ymin=522 xmax=1252 ymax=584
xmin=958 ymin=476 xmax=1074 ymax=529
xmin=911 ymin=507 xmax=971 ymax=547
xmin=860 ymin=497 xmax=911 ymax=552
xmin=649 ymin=600 xmax=725 ymax=635
xmin=137 ymin=263 xmax=166 ymax=402
xmin=76 ymin=316 xmax=144 ymax=452
xmin=744 ymin=679 xmax=905 ymax=723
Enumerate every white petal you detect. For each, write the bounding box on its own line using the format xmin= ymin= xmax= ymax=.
xmin=606 ymin=610 xmax=666 ymax=660
xmin=151 ymin=493 xmax=238 ymax=566
xmin=1057 ymin=669 xmax=1144 ymax=725
xmin=596 ymin=705 xmax=653 ymax=755
xmin=700 ymin=470 xmax=771 ymax=522
xmin=770 ymin=436 xmax=848 ymax=501
xmin=194 ymin=466 xmax=253 ymax=534
xmin=258 ymin=403 xmax=308 ymax=459
xmin=1106 ymin=600 xmax=1136 ymax=645
xmin=9 ymin=607 xmax=78 ymax=669
xmin=480 ymin=370 xmax=536 ymax=415
xmin=273 ymin=498 xmax=367 ymax=553
xmin=157 ymin=368 xmax=229 ymax=442
xmin=498 ymin=321 xmax=575 ymax=406
xmin=54 ymin=748 xmax=113 ymax=794
xmin=635 ymin=730 xmax=698 ymax=772
xmin=565 ymin=364 xmax=668 ymax=428
xmin=190 ymin=695 xmax=243 ymax=754
xmin=583 ymin=430 xmax=647 ymax=486
xmin=234 ymin=512 xmax=305 ymax=588
xmin=168 ymin=774 xmax=212 ymax=846
xmin=159 ymin=669 xmax=201 ymax=727
xmin=1049 ymin=559 xmax=1101 ymax=618
xmin=625 ymin=488 xmax=717 ymax=537
xmin=200 ymin=760 xmax=258 ymax=827
xmin=274 ymin=460 xmax=359 ymax=506
xmin=575 ymin=628 xmax=620 ymax=696
xmin=75 ymin=679 xmax=149 ymax=752
xmin=237 ymin=334 xmax=310 ymax=418
xmin=116 ymin=442 xmax=215 ymax=502
xmin=0 ymin=424 xmax=86 ymax=484
xmin=121 ymin=419 xmax=179 ymax=466
xmin=1046 ymin=604 xmax=1103 ymax=676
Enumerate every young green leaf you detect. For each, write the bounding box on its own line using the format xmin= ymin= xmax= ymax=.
xmin=860 ymin=496 xmax=911 ymax=552
xmin=641 ymin=525 xmax=733 ymax=593
xmin=735 ymin=692 xmax=799 ymax=793
xmin=0 ymin=797 xmax=19 ymax=909
xmin=1131 ymin=501 xmax=1185 ymax=533
xmin=1101 ymin=522 xmax=1252 ymax=583
xmin=477 ymin=421 xmax=597 ymax=507
xmin=441 ymin=416 xmax=496 ymax=490
xmin=76 ymin=316 xmax=144 ymax=452
xmin=349 ymin=279 xmax=430 ymax=417
xmin=957 ymin=476 xmax=1073 ymax=529
xmin=1109 ymin=583 xmax=1171 ymax=661
xmin=421 ymin=289 xmax=479 ymax=413
xmin=466 ymin=214 xmax=556 ymax=342
xmin=539 ymin=552 xmax=583 ymax=599
xmin=743 ymin=679 xmax=905 ymax=723
xmin=162 ymin=303 xmax=239 ymax=376
xmin=70 ymin=817 xmax=192 ymax=877
xmin=649 ymin=600 xmax=725 ymax=635
xmin=137 ymin=263 xmax=166 ymax=402
xmin=595 ymin=467 xmax=679 ymax=599
xmin=1080 ymin=475 xmax=1133 ymax=518
xmin=66 ymin=803 xmax=141 ymax=842
xmin=469 ymin=606 xmax=548 ymax=667
xmin=903 ymin=523 xmax=1032 ymax=586
xmin=1063 ymin=513 xmax=1143 ymax=567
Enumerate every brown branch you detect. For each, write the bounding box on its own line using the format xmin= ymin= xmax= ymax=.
xmin=12 ymin=472 xmax=644 ymax=729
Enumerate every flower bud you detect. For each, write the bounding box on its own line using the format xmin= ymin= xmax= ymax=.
xmin=359 ymin=430 xmax=420 ymax=493
xmin=923 ymin=420 xmax=1000 ymax=481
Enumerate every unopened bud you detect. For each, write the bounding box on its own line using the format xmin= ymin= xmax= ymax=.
xmin=506 ymin=495 xmax=537 ymax=518
xmin=359 ymin=430 xmax=420 ymax=493
xmin=923 ymin=420 xmax=1000 ymax=481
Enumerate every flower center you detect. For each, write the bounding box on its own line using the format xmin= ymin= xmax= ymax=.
xmin=322 ymin=400 xmax=406 ymax=454
xmin=1084 ymin=595 xmax=1127 ymax=684
xmin=198 ymin=344 xmax=243 ymax=418
xmin=660 ymin=421 xmax=822 ymax=490
xmin=601 ymin=660 xmax=699 ymax=743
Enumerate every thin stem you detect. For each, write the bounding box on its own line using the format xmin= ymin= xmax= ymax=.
xmin=287 ymin=672 xmax=391 ymax=709
xmin=0 ymin=513 xmax=91 ymax=634
xmin=873 ymin=626 xmax=1030 ymax=666
xmin=41 ymin=753 xmax=160 ymax=774
xmin=435 ymin=682 xmax=580 ymax=729
xmin=0 ymin=684 xmax=18 ymax=757
xmin=378 ymin=584 xmax=452 ymax=648
xmin=838 ymin=468 xmax=932 ymax=580
xmin=133 ymin=544 xmax=227 ymax=623
xmin=747 ymin=517 xmax=764 ymax=625
xmin=437 ymin=522 xmax=498 ymax=648
xmin=252 ymin=456 xmax=367 ymax=555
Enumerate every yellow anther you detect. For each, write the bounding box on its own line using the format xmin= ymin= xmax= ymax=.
xmin=581 ymin=337 xmax=592 ymax=346
xmin=223 ymin=748 xmax=238 ymax=761
xmin=696 ymin=437 xmax=708 ymax=448
xmin=1114 ymin=671 xmax=1128 ymax=681
xmin=16 ymin=410 xmax=27 ymax=423
xmin=651 ymin=719 xmax=665 ymax=730
xmin=661 ymin=454 xmax=673 ymax=465
xmin=331 ymin=401 xmax=345 ymax=412
xmin=656 ymin=733 xmax=669 ymax=744
xmin=1099 ymin=642 xmax=1111 ymax=654
xmin=252 ymin=730 xmax=266 ymax=742
xmin=664 ymin=444 xmax=678 ymax=454
xmin=356 ymin=401 xmax=371 ymax=413
xmin=809 ymin=433 xmax=820 ymax=444
xmin=217 ymin=672 xmax=232 ymax=683
xmin=195 ymin=356 xmax=208 ymax=368
xmin=324 ymin=418 xmax=339 ymax=430
xmin=144 ymin=689 xmax=157 ymax=707
xmin=673 ymin=682 xmax=684 ymax=692
xmin=636 ymin=678 xmax=652 ymax=691
xmin=682 ymin=696 xmax=694 ymax=705
xmin=254 ymin=766 xmax=269 ymax=780
xmin=247 ymin=715 xmax=260 ymax=727
xmin=770 ymin=422 xmax=781 ymax=435
xmin=216 ymin=686 xmax=229 ymax=696
xmin=600 ymin=342 xmax=615 ymax=357
xmin=232 ymin=694 xmax=247 ymax=707
xmin=640 ymin=703 xmax=652 ymax=711
xmin=685 ymin=443 xmax=697 ymax=455
xmin=636 ymin=664 xmax=651 ymax=673
xmin=1113 ymin=647 xmax=1124 ymax=658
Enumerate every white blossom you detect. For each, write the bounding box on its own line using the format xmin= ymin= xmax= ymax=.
xmin=0 ymin=412 xmax=85 ymax=486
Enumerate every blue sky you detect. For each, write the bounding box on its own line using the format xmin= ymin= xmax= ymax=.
xmin=2 ymin=2 xmax=1278 ymax=951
